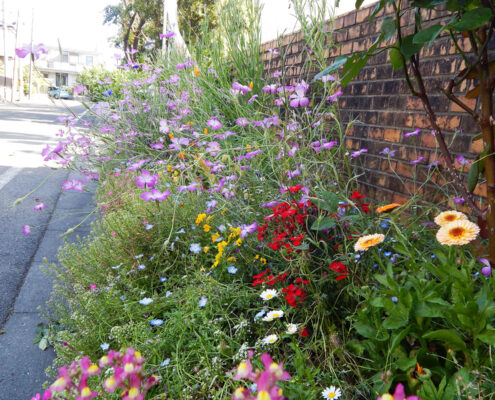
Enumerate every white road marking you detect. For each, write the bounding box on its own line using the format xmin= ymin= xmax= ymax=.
xmin=0 ymin=167 xmax=22 ymax=192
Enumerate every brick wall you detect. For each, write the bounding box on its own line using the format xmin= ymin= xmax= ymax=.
xmin=261 ymin=2 xmax=485 ymax=208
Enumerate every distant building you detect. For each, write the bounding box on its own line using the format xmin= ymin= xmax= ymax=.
xmin=36 ymin=46 xmax=101 ymax=88
xmin=0 ymin=19 xmax=22 ymax=101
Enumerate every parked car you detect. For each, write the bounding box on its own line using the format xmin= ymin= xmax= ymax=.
xmin=48 ymin=86 xmax=71 ymax=99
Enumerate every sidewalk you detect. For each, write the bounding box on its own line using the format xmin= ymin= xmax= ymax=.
xmin=0 ymin=172 xmax=96 ymax=399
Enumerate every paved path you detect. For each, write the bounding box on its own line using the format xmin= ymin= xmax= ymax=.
xmin=0 ymin=98 xmax=96 ymax=399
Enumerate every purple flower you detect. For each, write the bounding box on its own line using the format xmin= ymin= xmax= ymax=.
xmin=206 ymin=119 xmax=223 ymax=131
xmin=379 ymin=147 xmax=396 ymax=157
xmin=178 ymin=182 xmax=199 ymax=192
xmin=240 ymin=222 xmax=258 ymax=238
xmin=404 ymin=128 xmax=420 ymax=138
xmin=428 ymin=160 xmax=440 ymax=168
xmin=262 ymin=84 xmax=278 ymax=95
xmin=236 ymin=117 xmax=249 ymax=127
xmin=456 ymin=154 xmax=472 ymax=166
xmin=289 ymin=82 xmax=309 ymax=108
xmin=141 ymin=189 xmax=171 ymax=202
xmin=321 ymin=141 xmax=337 ymax=150
xmin=159 ymin=119 xmax=170 ymax=134
xmin=248 ymin=95 xmax=258 ymax=104
xmin=230 ymin=82 xmax=251 ymax=95
xmin=62 ymin=179 xmax=85 ymax=192
xmin=22 ymin=225 xmax=31 ymax=236
xmin=159 ymin=31 xmax=176 ymax=39
xmin=453 ymin=197 xmax=465 ymax=204
xmin=320 ymin=74 xmax=335 ymax=82
xmin=127 ymin=158 xmax=150 ymax=171
xmin=478 ymin=258 xmax=492 ymax=276
xmin=350 ymin=149 xmax=368 ymax=158
xmin=410 ymin=156 xmax=425 ymax=165
xmin=326 ymin=90 xmax=343 ymax=102
xmin=135 ymin=170 xmax=159 ymax=189
xmin=15 ymin=43 xmax=47 ymax=60
xmin=169 ymin=137 xmax=190 ymax=151
xmin=273 ymin=71 xmax=282 ymax=77
xmin=73 ymin=84 xmax=85 ymax=95
xmin=34 ymin=203 xmax=45 ymax=211
xmin=198 ymin=296 xmax=208 ymax=308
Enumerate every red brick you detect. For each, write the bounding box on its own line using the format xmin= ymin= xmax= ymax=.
xmin=421 ymin=133 xmax=438 ymax=148
xmin=369 ymin=127 xmax=384 ymax=140
xmin=341 ymin=42 xmax=353 ymax=55
xmin=356 ymin=8 xmax=370 ymax=23
xmin=343 ymin=12 xmax=356 ymax=27
xmin=450 ymin=97 xmax=477 ymax=113
xmin=437 ymin=115 xmax=461 ymax=132
xmin=384 ymin=128 xmax=401 ymax=142
xmin=397 ymin=161 xmax=413 ymax=177
xmin=470 ymin=138 xmax=484 ymax=154
xmin=347 ymin=25 xmax=361 ymax=40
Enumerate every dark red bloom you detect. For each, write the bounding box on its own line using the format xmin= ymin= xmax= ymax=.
xmin=329 ymin=261 xmax=348 ymax=280
xmin=349 ymin=190 xmax=365 ymax=200
xmin=299 ymin=327 xmax=309 ymax=337
xmin=288 ymin=185 xmax=303 ymax=192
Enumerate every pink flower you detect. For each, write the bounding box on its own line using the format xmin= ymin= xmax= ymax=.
xmin=377 ymin=383 xmax=421 ymax=400
xmin=206 ymin=118 xmax=223 ymax=130
xmin=62 ymin=179 xmax=85 ymax=192
xmin=289 ymin=82 xmax=309 ymax=108
xmin=404 ymin=128 xmax=420 ymax=138
xmin=410 ymin=156 xmax=424 ymax=165
xmin=22 ymin=225 xmax=31 ymax=236
xmin=140 ymin=189 xmax=171 ymax=202
xmin=135 ymin=170 xmax=158 ymax=189
xmin=16 ymin=43 xmax=47 ymax=60
xmin=34 ymin=202 xmax=46 ymax=211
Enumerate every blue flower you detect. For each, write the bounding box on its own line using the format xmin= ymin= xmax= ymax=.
xmin=391 ymin=296 xmax=398 ymax=303
xmin=145 ymin=224 xmax=154 ymax=230
xmin=100 ymin=342 xmax=110 ymax=351
xmin=148 ymin=256 xmax=154 ymax=261
xmin=189 ymin=243 xmax=202 ymax=254
xmin=199 ymin=296 xmax=208 ymax=308
xmin=139 ymin=297 xmax=153 ymax=305
xmin=166 ymin=291 xmax=172 ymax=298
xmin=161 ymin=358 xmax=170 ymax=367
xmin=150 ymin=319 xmax=164 ymax=326
xmin=120 ymin=295 xmax=126 ymax=300
xmin=138 ymin=264 xmax=146 ymax=270
xmin=384 ymin=251 xmax=392 ymax=257
xmin=160 ymin=277 xmax=168 ymax=282
xmin=135 ymin=254 xmax=144 ymax=259
xmin=227 ymin=266 xmax=238 ymax=274
xmin=254 ymin=309 xmax=266 ymax=320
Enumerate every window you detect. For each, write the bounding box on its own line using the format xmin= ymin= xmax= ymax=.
xmin=56 ymin=73 xmax=68 ymax=86
xmin=61 ymin=52 xmax=69 ymax=63
xmin=86 ymin=56 xmax=93 ymax=65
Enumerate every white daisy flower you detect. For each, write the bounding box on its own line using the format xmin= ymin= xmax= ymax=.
xmin=322 ymin=386 xmax=342 ymax=399
xmin=260 ymin=289 xmax=278 ymax=301
xmin=286 ymin=323 xmax=299 ymax=335
xmin=262 ymin=310 xmax=284 ymax=322
xmin=262 ymin=334 xmax=278 ymax=345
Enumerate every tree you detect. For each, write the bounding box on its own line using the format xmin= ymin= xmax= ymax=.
xmin=315 ymin=0 xmax=495 ymax=265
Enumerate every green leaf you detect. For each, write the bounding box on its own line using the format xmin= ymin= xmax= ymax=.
xmin=354 ymin=323 xmax=375 ymax=338
xmin=476 ymin=329 xmax=495 ymax=345
xmin=413 ymin=24 xmax=444 ymax=46
xmin=38 ymin=337 xmax=49 ymax=351
xmin=400 ymin=34 xmax=424 ymax=58
xmin=413 ymin=0 xmax=447 ymax=8
xmin=468 ymin=160 xmax=479 ymax=193
xmin=355 ymin=0 xmax=365 ymax=8
xmin=341 ymin=55 xmax=369 ymax=86
xmin=383 ymin=316 xmax=408 ymax=329
xmin=312 ymin=56 xmax=348 ymax=82
xmin=390 ymin=326 xmax=411 ymax=352
xmin=389 ymin=47 xmax=404 ymax=70
xmin=423 ymin=329 xmax=467 ymax=350
xmin=310 ymin=216 xmax=336 ymax=231
xmin=453 ymin=8 xmax=493 ymax=31
xmin=381 ymin=17 xmax=396 ymax=42
xmin=416 ymin=302 xmax=444 ymax=317
xmin=396 ymin=357 xmax=416 ymax=370
xmin=370 ymin=297 xmax=385 ymax=307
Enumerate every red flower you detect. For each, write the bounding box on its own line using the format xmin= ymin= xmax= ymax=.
xmin=329 ymin=261 xmax=348 ymax=281
xmin=349 ymin=190 xmax=365 ymax=200
xmin=360 ymin=203 xmax=370 ymax=213
xmin=299 ymin=327 xmax=309 ymax=337
xmin=288 ymin=185 xmax=303 ymax=192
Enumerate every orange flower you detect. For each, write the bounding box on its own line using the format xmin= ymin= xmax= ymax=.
xmin=194 ymin=67 xmax=199 ymax=76
xmin=168 ymin=133 xmax=174 ymax=139
xmin=204 ymin=128 xmax=208 ymax=135
xmin=436 ymin=220 xmax=479 ymax=246
xmin=178 ymin=152 xmax=186 ymax=159
xmin=434 ymin=210 xmax=467 ymax=227
xmin=249 ymin=81 xmax=253 ymax=89
xmin=375 ymin=203 xmax=400 ymax=213
xmin=354 ymin=233 xmax=385 ymax=251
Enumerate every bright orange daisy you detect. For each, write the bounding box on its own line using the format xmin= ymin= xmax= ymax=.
xmin=375 ymin=203 xmax=400 ymax=213
xmin=434 ymin=210 xmax=468 ymax=227
xmin=436 ymin=220 xmax=479 ymax=246
xmin=354 ymin=233 xmax=385 ymax=251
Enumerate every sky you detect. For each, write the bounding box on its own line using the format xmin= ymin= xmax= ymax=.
xmin=4 ymin=0 xmax=376 ymax=67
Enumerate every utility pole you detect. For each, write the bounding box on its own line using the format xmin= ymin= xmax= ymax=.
xmin=11 ymin=10 xmax=18 ymax=102
xmin=28 ymin=8 xmax=33 ymax=100
xmin=2 ymin=0 xmax=8 ymax=101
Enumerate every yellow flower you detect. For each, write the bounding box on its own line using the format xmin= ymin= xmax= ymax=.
xmin=375 ymin=203 xmax=400 ymax=213
xmin=249 ymin=81 xmax=253 ymax=89
xmin=211 ymin=232 xmax=220 ymax=242
xmin=167 ymin=165 xmax=174 ymax=172
xmin=246 ymin=144 xmax=251 ymax=150
xmin=227 ymin=257 xmax=237 ymax=262
xmin=254 ymin=254 xmax=259 ymax=260
xmin=434 ymin=210 xmax=468 ymax=227
xmin=260 ymin=257 xmax=267 ymax=264
xmin=235 ymin=238 xmax=242 ymax=246
xmin=169 ymin=133 xmax=174 ymax=139
xmin=196 ymin=213 xmax=207 ymax=225
xmin=354 ymin=233 xmax=385 ymax=251
xmin=194 ymin=67 xmax=199 ymax=76
xmin=436 ymin=220 xmax=479 ymax=246
xmin=203 ymin=246 xmax=209 ymax=253
xmin=203 ymin=224 xmax=211 ymax=232
xmin=204 ymin=128 xmax=208 ymax=135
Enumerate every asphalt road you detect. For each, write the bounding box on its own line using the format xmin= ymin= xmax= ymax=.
xmin=0 ymin=97 xmax=96 ymax=399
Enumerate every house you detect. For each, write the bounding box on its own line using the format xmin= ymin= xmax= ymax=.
xmin=36 ymin=46 xmax=101 ymax=88
xmin=0 ymin=18 xmax=22 ymax=101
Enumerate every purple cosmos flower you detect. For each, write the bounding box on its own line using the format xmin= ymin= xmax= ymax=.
xmin=453 ymin=197 xmax=465 ymax=204
xmin=248 ymin=95 xmax=258 ymax=104
xmin=410 ymin=156 xmax=425 ymax=165
xmin=34 ymin=203 xmax=45 ymax=211
xmin=141 ymin=189 xmax=171 ymax=202
xmin=15 ymin=43 xmax=47 ymax=60
xmin=404 ymin=128 xmax=420 ymax=138
xmin=379 ymin=147 xmax=396 ymax=157
xmin=326 ymin=90 xmax=343 ymax=102
xmin=159 ymin=30 xmax=176 ymax=39
xmin=22 ymin=225 xmax=31 ymax=236
xmin=178 ymin=182 xmax=199 ymax=192
xmin=240 ymin=222 xmax=258 ymax=238
xmin=350 ymin=149 xmax=368 ymax=158
xmin=289 ymin=82 xmax=309 ymax=108
xmin=320 ymin=74 xmax=335 ymax=82
xmin=159 ymin=119 xmax=170 ymax=134
xmin=62 ymin=179 xmax=85 ymax=192
xmin=236 ymin=117 xmax=249 ymax=127
xmin=135 ymin=170 xmax=159 ymax=189
xmin=206 ymin=119 xmax=223 ymax=130
xmin=169 ymin=137 xmax=190 ymax=151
